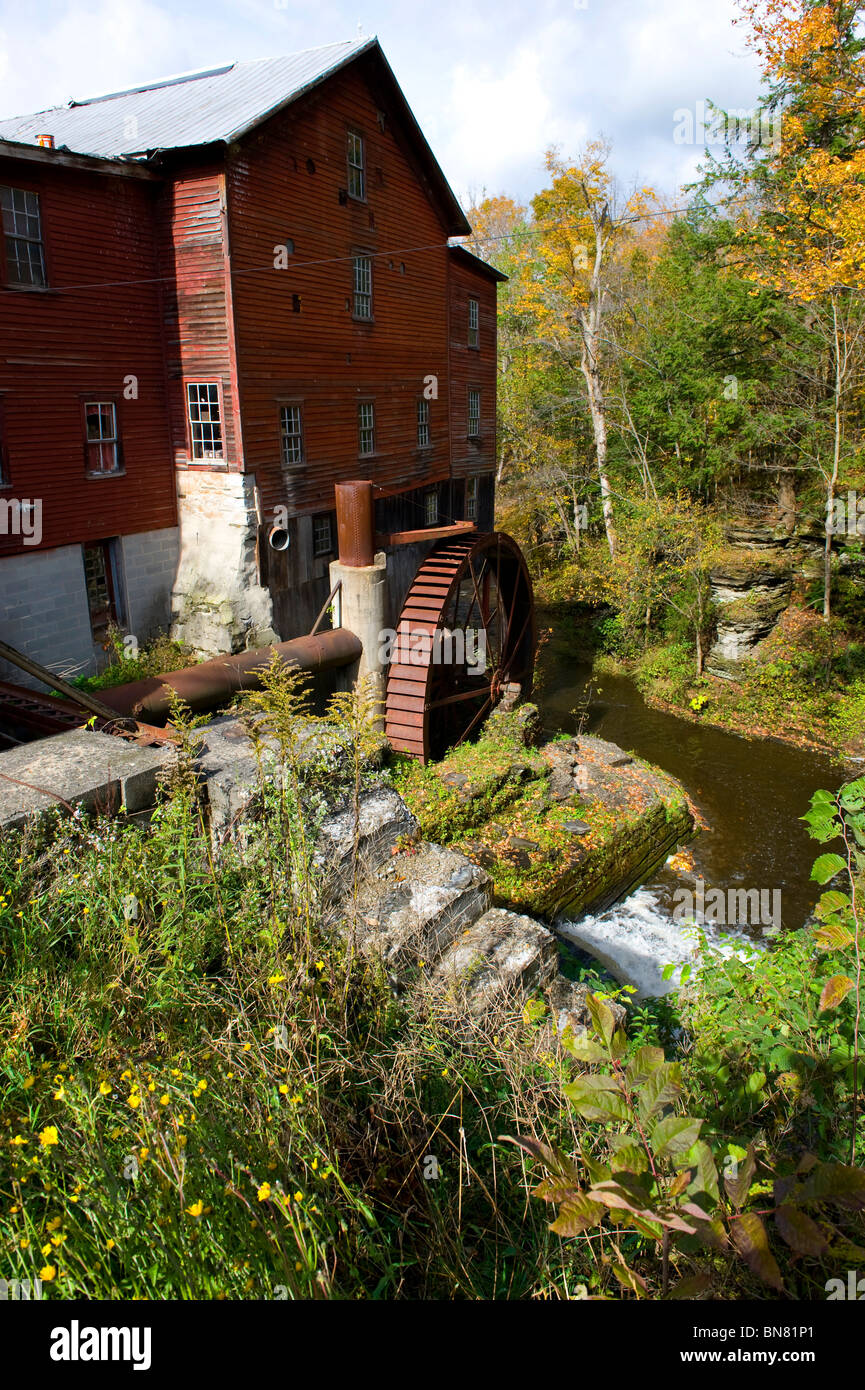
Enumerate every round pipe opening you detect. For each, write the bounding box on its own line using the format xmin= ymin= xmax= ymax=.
xmin=268 ymin=525 xmax=290 ymax=552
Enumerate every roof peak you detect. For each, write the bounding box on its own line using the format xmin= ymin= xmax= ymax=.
xmin=66 ymin=39 xmax=370 ymax=110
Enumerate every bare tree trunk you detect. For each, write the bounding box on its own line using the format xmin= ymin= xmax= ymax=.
xmin=576 ymin=200 xmax=617 ymax=561
xmin=824 ymin=299 xmax=843 ymax=622
xmin=580 ymin=333 xmax=617 ymax=559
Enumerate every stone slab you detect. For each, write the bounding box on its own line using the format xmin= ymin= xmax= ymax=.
xmin=0 ymin=729 xmax=173 ymax=831
xmin=434 ymin=907 xmax=557 ymax=1016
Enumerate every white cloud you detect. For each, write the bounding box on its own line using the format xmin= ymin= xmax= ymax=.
xmin=443 ymin=43 xmax=588 ymax=198
xmin=0 ymin=0 xmax=766 ymax=201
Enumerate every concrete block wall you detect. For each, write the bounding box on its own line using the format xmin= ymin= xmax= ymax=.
xmin=0 ymin=544 xmax=96 ymax=687
xmin=0 ymin=528 xmax=182 ymax=691
xmin=121 ymin=527 xmax=180 ymax=644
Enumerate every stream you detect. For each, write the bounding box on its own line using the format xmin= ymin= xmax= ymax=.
xmin=537 ymin=626 xmax=846 ymax=996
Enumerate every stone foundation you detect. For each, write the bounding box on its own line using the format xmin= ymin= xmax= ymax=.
xmin=170 ymin=470 xmax=278 ymax=657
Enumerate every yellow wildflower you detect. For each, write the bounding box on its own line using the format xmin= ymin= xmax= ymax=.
xmin=38 ymin=1126 xmax=59 ymax=1148
xmin=257 ymin=1183 xmax=272 ymax=1201
xmin=39 ymin=1265 xmax=57 ymax=1282
xmin=186 ymin=1201 xmax=204 ymax=1218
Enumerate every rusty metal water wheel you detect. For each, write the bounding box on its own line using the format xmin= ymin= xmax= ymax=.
xmin=385 ymin=531 xmax=536 ymax=761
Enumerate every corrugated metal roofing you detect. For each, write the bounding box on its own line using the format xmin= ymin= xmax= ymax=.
xmin=0 ymin=38 xmax=374 ymax=157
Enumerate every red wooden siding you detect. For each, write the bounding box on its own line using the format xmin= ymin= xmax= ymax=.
xmin=226 ymin=60 xmax=452 ymax=524
xmin=154 ymin=166 xmax=241 ymax=470
xmin=0 ymin=158 xmax=176 ymax=557
xmin=448 ymin=251 xmax=498 ymax=481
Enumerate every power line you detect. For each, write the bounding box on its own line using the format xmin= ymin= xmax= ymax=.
xmin=19 ymin=193 xmax=754 ymax=298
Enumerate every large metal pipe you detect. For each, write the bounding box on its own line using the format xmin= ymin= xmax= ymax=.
xmin=100 ymin=629 xmax=362 ymax=724
xmin=335 ymin=479 xmax=375 ymax=567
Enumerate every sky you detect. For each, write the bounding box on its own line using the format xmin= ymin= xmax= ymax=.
xmin=0 ymin=0 xmax=765 ymax=208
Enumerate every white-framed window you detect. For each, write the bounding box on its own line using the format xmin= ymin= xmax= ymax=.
xmin=416 ymin=398 xmax=430 ymax=448
xmin=358 ymin=401 xmax=375 ymax=456
xmin=186 ymin=382 xmax=224 ymax=460
xmin=466 ymin=476 xmax=479 ymax=521
xmin=0 ymin=186 xmax=47 ymax=287
xmin=313 ymin=513 xmax=333 ymax=556
xmin=468 ymin=297 xmax=479 ymax=348
xmin=84 ymin=401 xmax=120 ymax=475
xmin=468 ymin=388 xmax=481 ymax=437
xmin=353 ymin=254 xmax=372 ymax=319
xmin=280 ymin=404 xmax=304 ymax=467
xmin=425 ymin=490 xmax=438 ymax=526
xmin=347 ymin=130 xmax=365 ymax=200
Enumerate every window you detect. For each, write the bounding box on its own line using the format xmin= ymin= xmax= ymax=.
xmin=83 ymin=402 xmax=120 ymax=475
xmin=468 ymin=298 xmax=479 ymax=348
xmin=0 ymin=186 xmax=47 ymax=287
xmin=466 ymin=476 xmax=479 ymax=522
xmin=468 ymin=388 xmax=481 ymax=438
xmin=416 ymin=398 xmax=430 ymax=449
xmin=83 ymin=539 xmax=122 ymax=635
xmin=424 ymin=491 xmax=438 ymax=527
xmin=313 ymin=514 xmax=333 ymax=557
xmin=347 ymin=131 xmax=365 ymax=200
xmin=353 ymin=254 xmax=372 ymax=319
xmin=280 ymin=404 xmax=304 ymax=468
xmin=358 ymin=402 xmax=375 ymax=457
xmin=186 ymin=382 xmax=224 ymax=460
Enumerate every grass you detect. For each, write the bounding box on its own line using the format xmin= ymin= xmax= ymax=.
xmin=0 ymin=678 xmax=591 ymax=1300
xmin=2 ymin=666 xmax=862 ymax=1300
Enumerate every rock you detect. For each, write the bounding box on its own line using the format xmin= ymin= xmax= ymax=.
xmin=485 ymin=701 xmax=545 ymax=748
xmin=348 ymin=843 xmax=491 ymax=981
xmin=546 ymin=977 xmax=627 ymax=1039
xmin=195 ymin=713 xmax=385 ymax=845
xmin=317 ymin=786 xmax=419 ymax=888
xmin=434 ymin=908 xmax=558 ymax=1016
xmin=706 ymin=562 xmax=792 ymax=679
xmin=562 ymin=820 xmax=590 ymax=836
xmin=0 ymin=729 xmax=174 ymax=832
xmin=507 ymin=836 xmax=540 ymax=853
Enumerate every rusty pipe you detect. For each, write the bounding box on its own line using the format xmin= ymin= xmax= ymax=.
xmin=100 ymin=628 xmax=362 ymax=724
xmin=335 ymin=479 xmax=375 ymax=567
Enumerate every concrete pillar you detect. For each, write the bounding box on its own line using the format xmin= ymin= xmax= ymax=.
xmin=329 ymin=551 xmax=388 ymax=727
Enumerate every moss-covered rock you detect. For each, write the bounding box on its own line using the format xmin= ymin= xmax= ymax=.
xmin=393 ymin=708 xmax=695 ymax=926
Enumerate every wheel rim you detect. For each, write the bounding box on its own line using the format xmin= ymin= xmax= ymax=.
xmin=385 ymin=532 xmax=536 ymax=761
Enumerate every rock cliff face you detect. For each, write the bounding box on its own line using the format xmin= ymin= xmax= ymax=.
xmin=706 ymin=560 xmax=792 ymax=680
xmin=705 ymin=513 xmax=864 ymax=680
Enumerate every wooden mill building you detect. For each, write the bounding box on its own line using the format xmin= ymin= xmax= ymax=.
xmin=0 ymin=37 xmax=503 ymax=681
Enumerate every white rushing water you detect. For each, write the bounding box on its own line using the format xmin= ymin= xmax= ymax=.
xmin=557 ymin=885 xmax=761 ymax=1000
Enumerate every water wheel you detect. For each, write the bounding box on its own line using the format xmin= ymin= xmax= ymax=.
xmin=385 ymin=531 xmax=536 ymax=761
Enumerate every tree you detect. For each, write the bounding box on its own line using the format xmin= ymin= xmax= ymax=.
xmin=712 ymin=0 xmax=865 ymax=617
xmin=521 ymin=144 xmax=655 ymax=559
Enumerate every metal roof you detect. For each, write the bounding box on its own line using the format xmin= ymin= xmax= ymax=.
xmin=0 ymin=39 xmax=374 ymax=157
